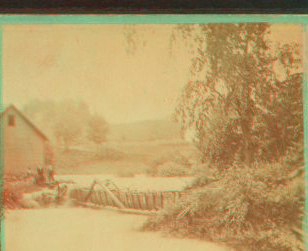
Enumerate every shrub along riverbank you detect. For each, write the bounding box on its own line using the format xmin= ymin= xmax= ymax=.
xmin=143 ymin=160 xmax=305 ymax=251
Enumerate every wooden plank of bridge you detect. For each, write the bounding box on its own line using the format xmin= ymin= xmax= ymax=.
xmin=127 ymin=191 xmax=133 ymax=208
xmin=100 ymin=183 xmax=125 ymax=209
xmin=132 ymin=192 xmax=140 ymax=209
xmin=166 ymin=192 xmax=174 ymax=207
xmin=124 ymin=192 xmax=129 ymax=208
xmin=119 ymin=192 xmax=128 ymax=208
xmin=77 ymin=189 xmax=86 ymax=201
xmin=139 ymin=192 xmax=147 ymax=210
xmin=150 ymin=192 xmax=155 ymax=210
xmin=145 ymin=192 xmax=153 ymax=210
xmin=153 ymin=192 xmax=158 ymax=209
xmin=163 ymin=192 xmax=168 ymax=208
xmin=84 ymin=180 xmax=97 ymax=202
xmin=114 ymin=191 xmax=120 ymax=202
xmin=89 ymin=190 xmax=95 ymax=204
xmin=136 ymin=192 xmax=141 ymax=209
xmin=76 ymin=189 xmax=81 ymax=201
xmin=96 ymin=190 xmax=103 ymax=205
xmin=78 ymin=189 xmax=86 ymax=201
xmin=123 ymin=192 xmax=129 ymax=208
xmin=137 ymin=193 xmax=142 ymax=209
xmin=75 ymin=189 xmax=79 ymax=200
xmin=118 ymin=192 xmax=123 ymax=207
xmin=160 ymin=192 xmax=163 ymax=209
xmin=102 ymin=191 xmax=107 ymax=205
xmin=93 ymin=190 xmax=99 ymax=205
xmin=106 ymin=193 xmax=113 ymax=206
xmin=154 ymin=192 xmax=162 ymax=209
xmin=144 ymin=192 xmax=149 ymax=210
xmin=143 ymin=193 xmax=148 ymax=209
xmin=163 ymin=192 xmax=167 ymax=207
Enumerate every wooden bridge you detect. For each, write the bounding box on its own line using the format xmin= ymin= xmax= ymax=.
xmin=69 ymin=179 xmax=190 ymax=215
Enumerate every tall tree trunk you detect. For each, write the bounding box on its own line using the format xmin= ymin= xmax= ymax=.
xmin=242 ymin=35 xmax=253 ymax=168
xmin=242 ymin=121 xmax=252 ymax=168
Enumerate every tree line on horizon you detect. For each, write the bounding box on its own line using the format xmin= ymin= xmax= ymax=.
xmin=23 ymin=99 xmax=109 ymax=152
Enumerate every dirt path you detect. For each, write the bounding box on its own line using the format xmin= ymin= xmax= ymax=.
xmin=4 ymin=208 xmax=230 ymax=251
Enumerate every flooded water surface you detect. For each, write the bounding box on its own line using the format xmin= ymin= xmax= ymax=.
xmin=5 ymin=208 xmax=230 ymax=251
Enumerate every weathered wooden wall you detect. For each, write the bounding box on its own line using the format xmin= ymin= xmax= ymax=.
xmin=3 ymin=106 xmax=47 ymax=174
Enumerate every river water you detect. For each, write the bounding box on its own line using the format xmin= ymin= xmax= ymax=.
xmin=56 ymin=174 xmax=195 ymax=192
xmin=4 ymin=208 xmax=231 ymax=251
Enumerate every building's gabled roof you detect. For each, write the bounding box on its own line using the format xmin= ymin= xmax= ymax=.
xmin=0 ymin=103 xmax=12 ymax=114
xmin=0 ymin=104 xmax=49 ymax=141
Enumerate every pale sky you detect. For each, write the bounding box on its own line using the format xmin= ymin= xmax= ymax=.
xmin=2 ymin=24 xmax=304 ymax=124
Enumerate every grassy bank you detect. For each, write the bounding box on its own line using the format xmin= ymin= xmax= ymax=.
xmin=143 ymin=162 xmax=305 ymax=251
xmin=54 ymin=140 xmax=196 ymax=176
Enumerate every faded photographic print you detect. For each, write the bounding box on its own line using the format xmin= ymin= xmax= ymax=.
xmin=1 ymin=20 xmax=306 ymax=251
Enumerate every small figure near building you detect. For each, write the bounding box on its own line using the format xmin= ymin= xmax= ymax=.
xmin=46 ymin=165 xmax=55 ymax=183
xmin=35 ymin=166 xmax=46 ymax=185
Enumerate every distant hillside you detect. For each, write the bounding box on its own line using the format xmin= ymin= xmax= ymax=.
xmin=108 ymin=119 xmax=182 ymax=141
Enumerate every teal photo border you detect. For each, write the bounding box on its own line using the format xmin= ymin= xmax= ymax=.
xmin=0 ymin=14 xmax=307 ymax=250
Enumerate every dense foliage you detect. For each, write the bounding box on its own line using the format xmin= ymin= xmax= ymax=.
xmin=174 ymin=24 xmax=303 ymax=168
xmin=144 ymin=161 xmax=305 ymax=251
xmin=144 ymin=23 xmax=305 ymax=251
xmin=147 ymin=151 xmax=192 ymax=177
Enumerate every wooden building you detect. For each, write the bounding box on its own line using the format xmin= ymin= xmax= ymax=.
xmin=0 ymin=104 xmax=49 ymax=175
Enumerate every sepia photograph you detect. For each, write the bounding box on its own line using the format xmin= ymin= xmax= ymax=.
xmin=1 ymin=18 xmax=306 ymax=251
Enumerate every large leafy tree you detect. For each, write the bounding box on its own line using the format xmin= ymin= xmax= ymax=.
xmin=53 ymin=100 xmax=91 ymax=151
xmin=174 ymin=24 xmax=303 ymax=168
xmin=257 ymin=73 xmax=303 ymax=163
